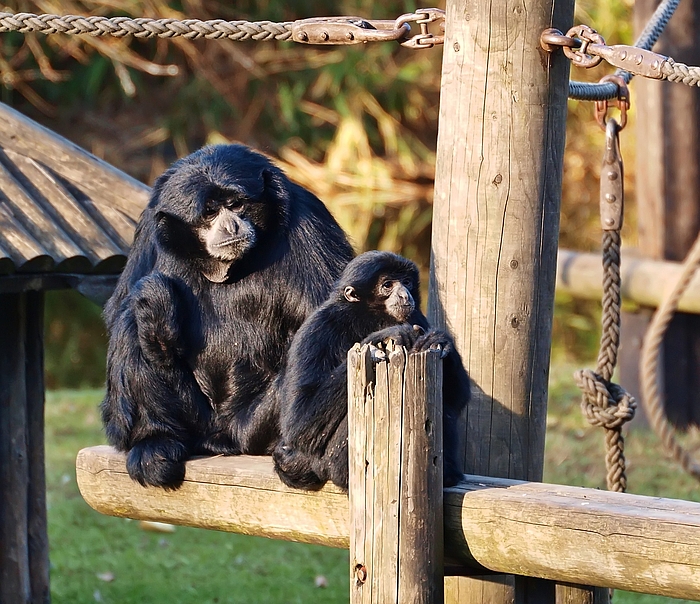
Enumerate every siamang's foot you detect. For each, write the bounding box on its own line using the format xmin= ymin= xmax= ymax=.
xmin=272 ymin=444 xmax=325 ymax=491
xmin=126 ymin=437 xmax=189 ymax=490
xmin=412 ymin=329 xmax=453 ymax=358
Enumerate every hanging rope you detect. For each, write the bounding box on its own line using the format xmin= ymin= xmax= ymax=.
xmin=640 ymin=236 xmax=700 ymax=480
xmin=574 ymin=113 xmax=636 ymax=492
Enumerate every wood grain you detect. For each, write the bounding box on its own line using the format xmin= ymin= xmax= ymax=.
xmin=78 ymin=446 xmax=700 ymax=600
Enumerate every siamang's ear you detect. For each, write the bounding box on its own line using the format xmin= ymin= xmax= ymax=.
xmin=344 ymin=286 xmax=360 ymax=303
xmin=148 ymin=166 xmax=178 ymax=209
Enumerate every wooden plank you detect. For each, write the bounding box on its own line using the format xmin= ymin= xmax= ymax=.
xmin=0 ymin=102 xmax=150 ymax=223
xmin=0 ymin=293 xmax=30 ymax=603
xmin=0 ymin=274 xmax=119 ymax=301
xmin=398 ymin=350 xmax=444 ymax=604
xmin=25 ymin=291 xmax=49 ymax=604
xmin=77 ymin=447 xmax=700 ymax=600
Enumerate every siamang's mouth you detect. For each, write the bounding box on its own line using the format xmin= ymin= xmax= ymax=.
xmin=392 ymin=304 xmax=414 ymax=321
xmin=211 ymin=238 xmax=238 ymax=248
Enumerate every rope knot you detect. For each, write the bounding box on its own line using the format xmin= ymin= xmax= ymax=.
xmin=574 ymin=368 xmax=637 ymax=429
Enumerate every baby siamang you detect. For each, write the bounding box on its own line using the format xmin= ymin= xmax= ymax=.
xmin=273 ymin=251 xmax=470 ymax=491
xmin=101 ymin=144 xmax=354 ymax=489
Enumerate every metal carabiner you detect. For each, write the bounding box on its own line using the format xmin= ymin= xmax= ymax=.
xmin=595 ymin=75 xmax=630 ymax=131
xmin=395 ymin=8 xmax=445 ymax=49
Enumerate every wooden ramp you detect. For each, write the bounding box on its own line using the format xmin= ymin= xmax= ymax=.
xmin=77 ymin=445 xmax=700 ymax=600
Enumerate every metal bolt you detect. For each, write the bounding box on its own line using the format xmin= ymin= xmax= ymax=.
xmin=355 ymin=565 xmax=368 ymax=584
xmin=509 ymin=259 xmax=519 ymax=269
xmin=299 ymin=31 xmax=308 ymax=41
xmin=620 ymin=50 xmax=627 ymax=60
xmin=453 ymin=41 xmax=460 ymax=52
xmin=636 ymin=54 xmax=643 ymax=65
xmin=346 ymin=32 xmax=354 ymax=41
xmin=321 ymin=31 xmax=329 ymax=41
xmin=605 ymin=217 xmax=615 ymax=227
xmin=605 ymin=193 xmax=616 ymax=203
xmin=607 ymin=171 xmax=618 ymax=180
xmin=652 ymin=60 xmax=659 ymax=70
xmin=510 ymin=316 xmax=519 ymax=329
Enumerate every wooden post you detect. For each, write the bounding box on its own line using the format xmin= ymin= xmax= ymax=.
xmin=0 ymin=291 xmax=49 ymax=604
xmin=619 ymin=0 xmax=700 ymax=427
xmin=348 ymin=344 xmax=444 ymax=604
xmin=429 ymin=0 xmax=574 ymax=601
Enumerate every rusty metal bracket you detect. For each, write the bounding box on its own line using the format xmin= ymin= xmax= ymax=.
xmin=595 ymin=75 xmax=630 ymax=131
xmin=291 ymin=17 xmax=409 ymax=45
xmin=540 ymin=25 xmax=669 ymax=80
xmin=395 ymin=8 xmax=445 ymax=48
xmin=600 ymin=118 xmax=624 ymax=231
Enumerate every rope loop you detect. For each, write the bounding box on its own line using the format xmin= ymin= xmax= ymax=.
xmin=575 ymin=368 xmax=637 ymax=430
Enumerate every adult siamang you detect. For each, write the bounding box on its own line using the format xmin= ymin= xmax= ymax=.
xmin=101 ymin=144 xmax=354 ymax=489
xmin=273 ymin=251 xmax=470 ymax=491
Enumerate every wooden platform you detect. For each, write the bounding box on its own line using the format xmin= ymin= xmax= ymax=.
xmin=77 ymin=446 xmax=700 ymax=600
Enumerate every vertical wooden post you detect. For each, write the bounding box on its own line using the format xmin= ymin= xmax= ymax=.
xmin=0 ymin=291 xmax=49 ymax=604
xmin=348 ymin=344 xmax=444 ymax=604
xmin=429 ymin=0 xmax=573 ymax=601
xmin=620 ymin=0 xmax=700 ymax=427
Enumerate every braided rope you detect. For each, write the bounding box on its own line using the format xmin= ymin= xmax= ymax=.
xmin=0 ymin=12 xmax=294 ymax=41
xmin=661 ymin=59 xmax=700 ymax=87
xmin=640 ymin=233 xmax=700 ymax=480
xmin=575 ymin=230 xmax=637 ymax=492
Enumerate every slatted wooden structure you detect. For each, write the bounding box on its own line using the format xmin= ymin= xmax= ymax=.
xmin=0 ymin=102 xmax=149 ymax=604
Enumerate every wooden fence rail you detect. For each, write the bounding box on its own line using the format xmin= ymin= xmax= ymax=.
xmin=77 ymin=446 xmax=700 ymax=601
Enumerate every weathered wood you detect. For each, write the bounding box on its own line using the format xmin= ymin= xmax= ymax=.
xmin=429 ymin=0 xmax=573 ymax=600
xmin=77 ymin=446 xmax=349 ymax=547
xmin=0 ymin=102 xmax=149 ymax=223
xmin=557 ymin=248 xmax=700 ymax=314
xmin=625 ymin=0 xmax=700 ymax=428
xmin=26 ymin=291 xmax=49 ymax=604
xmin=555 ymin=585 xmax=609 ymax=604
xmin=77 ymin=446 xmax=700 ymax=600
xmin=0 ymin=293 xmax=30 ymax=603
xmin=348 ymin=345 xmax=444 ymax=604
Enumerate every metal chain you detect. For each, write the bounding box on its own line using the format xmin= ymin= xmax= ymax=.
xmin=567 ymin=0 xmax=680 ymax=100
xmin=574 ymin=118 xmax=636 ymax=493
xmin=0 ymin=9 xmax=445 ymax=48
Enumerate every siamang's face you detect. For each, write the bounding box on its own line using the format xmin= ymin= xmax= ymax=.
xmin=197 ymin=188 xmax=259 ymax=262
xmin=152 ymin=145 xmax=287 ymax=281
xmin=344 ymin=271 xmax=417 ymax=322
xmin=374 ymin=274 xmax=416 ymax=322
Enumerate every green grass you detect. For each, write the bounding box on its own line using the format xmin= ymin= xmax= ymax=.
xmin=46 ymin=367 xmax=700 ymax=603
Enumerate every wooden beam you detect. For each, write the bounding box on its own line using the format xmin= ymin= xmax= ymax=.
xmin=557 ymin=248 xmax=700 ymax=313
xmin=348 ymin=346 xmax=444 ymax=604
xmin=77 ymin=446 xmax=700 ymax=601
xmin=428 ymin=0 xmax=574 ymax=599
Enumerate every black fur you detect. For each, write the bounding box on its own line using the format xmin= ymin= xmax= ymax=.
xmin=273 ymin=251 xmax=471 ymax=492
xmin=101 ymin=144 xmax=354 ymax=489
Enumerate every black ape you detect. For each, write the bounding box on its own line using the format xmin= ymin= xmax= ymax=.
xmin=273 ymin=251 xmax=470 ymax=491
xmin=102 ymin=144 xmax=354 ymax=489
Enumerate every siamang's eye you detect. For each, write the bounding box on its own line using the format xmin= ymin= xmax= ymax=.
xmin=381 ymin=280 xmax=393 ymax=291
xmin=227 ymin=198 xmax=245 ymax=210
xmin=203 ymin=204 xmax=218 ymax=218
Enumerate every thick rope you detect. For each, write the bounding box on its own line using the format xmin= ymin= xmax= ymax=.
xmin=575 ymin=230 xmax=636 ymax=492
xmin=0 ymin=13 xmax=294 ymax=41
xmin=661 ymin=59 xmax=700 ymax=87
xmin=640 ymin=234 xmax=700 ymax=480
xmin=569 ymin=0 xmax=680 ymax=101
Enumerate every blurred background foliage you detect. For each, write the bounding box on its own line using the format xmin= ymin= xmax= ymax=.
xmin=0 ymin=0 xmax=635 ymax=387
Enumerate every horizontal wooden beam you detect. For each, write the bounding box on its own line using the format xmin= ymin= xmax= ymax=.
xmin=76 ymin=446 xmax=700 ymax=600
xmin=557 ymin=248 xmax=700 ymax=313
